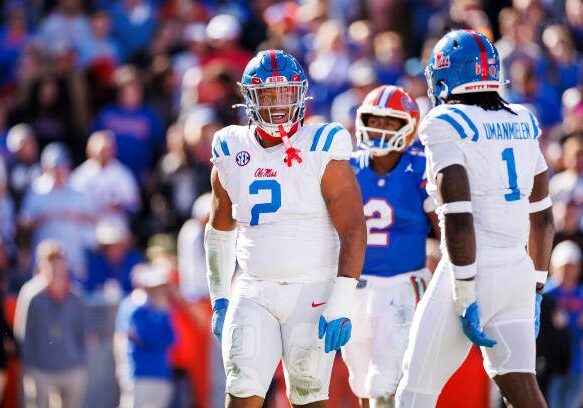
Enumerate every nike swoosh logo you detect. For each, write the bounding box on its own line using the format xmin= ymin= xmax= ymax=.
xmin=311 ymin=301 xmax=327 ymax=308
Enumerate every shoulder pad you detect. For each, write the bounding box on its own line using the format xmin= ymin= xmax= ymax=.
xmin=309 ymin=122 xmax=353 ymax=159
xmin=419 ymin=104 xmax=479 ymax=145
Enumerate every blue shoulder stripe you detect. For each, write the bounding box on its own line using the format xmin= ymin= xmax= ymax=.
xmin=310 ymin=124 xmax=329 ymax=151
xmin=445 ymin=107 xmax=479 ymax=141
xmin=218 ymin=135 xmax=230 ymax=156
xmin=212 ymin=147 xmax=220 ymax=158
xmin=528 ymin=112 xmax=540 ymax=138
xmin=435 ymin=114 xmax=467 ymax=139
xmin=322 ymin=125 xmax=343 ymax=152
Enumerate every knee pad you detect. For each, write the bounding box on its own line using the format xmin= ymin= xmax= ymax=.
xmin=286 ymin=346 xmax=330 ymax=405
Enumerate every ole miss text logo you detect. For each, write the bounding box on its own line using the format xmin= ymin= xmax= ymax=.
xmin=434 ymin=52 xmax=450 ymax=69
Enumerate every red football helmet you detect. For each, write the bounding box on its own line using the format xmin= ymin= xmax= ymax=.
xmin=355 ymin=85 xmax=420 ymax=156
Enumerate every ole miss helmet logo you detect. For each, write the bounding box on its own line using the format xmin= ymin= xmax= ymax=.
xmin=434 ymin=52 xmax=450 ymax=69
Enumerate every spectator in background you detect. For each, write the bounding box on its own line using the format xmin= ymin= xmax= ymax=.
xmin=71 ymin=130 xmax=140 ymax=220
xmin=307 ymin=19 xmax=350 ymax=116
xmin=0 ymin=158 xmax=15 ymax=255
xmin=10 ymin=74 xmax=76 ymax=152
xmin=78 ymin=9 xmax=121 ymax=68
xmin=506 ymin=57 xmax=561 ymax=128
xmin=566 ymin=0 xmax=583 ymax=52
xmin=148 ymin=56 xmax=179 ymax=127
xmin=5 ymin=123 xmax=40 ymax=208
xmin=172 ymin=23 xmax=207 ymax=86
xmin=18 ymin=239 xmax=87 ymax=408
xmin=19 ymin=143 xmax=95 ymax=279
xmin=36 ymin=0 xmax=91 ymax=56
xmin=91 ymin=65 xmax=165 ymax=184
xmin=331 ymin=59 xmax=377 ymax=133
xmin=125 ymin=263 xmax=175 ymax=408
xmin=84 ymin=216 xmax=144 ymax=297
xmin=0 ymin=2 xmax=30 ymax=97
xmin=109 ymin=0 xmax=157 ymax=62
xmin=550 ymin=134 xmax=583 ymax=205
xmin=373 ymin=31 xmax=405 ymax=86
xmin=541 ymin=25 xmax=582 ymax=96
xmin=202 ymin=14 xmax=253 ymax=79
xmin=546 ymin=241 xmax=583 ymax=408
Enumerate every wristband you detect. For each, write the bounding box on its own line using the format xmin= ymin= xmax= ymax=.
xmin=535 ymin=270 xmax=548 ymax=285
xmin=452 ymin=262 xmax=477 ymax=280
xmin=529 ymin=196 xmax=552 ymax=214
xmin=322 ymin=277 xmax=358 ymax=321
xmin=440 ymin=201 xmax=473 ymax=214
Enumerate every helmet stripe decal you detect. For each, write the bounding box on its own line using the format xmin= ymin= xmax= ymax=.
xmin=466 ymin=31 xmax=488 ymax=81
xmin=378 ymin=87 xmax=394 ymax=108
xmin=384 ymin=88 xmax=397 ymax=108
xmin=269 ymin=50 xmax=279 ymax=77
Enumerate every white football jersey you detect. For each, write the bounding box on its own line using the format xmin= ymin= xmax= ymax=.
xmin=419 ymin=103 xmax=548 ymax=248
xmin=211 ymin=123 xmax=353 ymax=282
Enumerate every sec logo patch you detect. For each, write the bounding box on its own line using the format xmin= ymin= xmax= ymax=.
xmin=236 ymin=151 xmax=251 ymax=166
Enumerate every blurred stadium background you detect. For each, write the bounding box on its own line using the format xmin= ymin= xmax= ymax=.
xmin=0 ymin=0 xmax=581 ymax=407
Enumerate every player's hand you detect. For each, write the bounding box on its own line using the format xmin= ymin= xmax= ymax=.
xmin=535 ymin=293 xmax=543 ymax=338
xmin=460 ymin=302 xmax=497 ymax=348
xmin=211 ymin=298 xmax=229 ymax=342
xmin=318 ymin=315 xmax=352 ymax=353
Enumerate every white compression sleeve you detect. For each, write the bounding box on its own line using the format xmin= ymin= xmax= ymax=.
xmin=204 ymin=224 xmax=237 ymax=302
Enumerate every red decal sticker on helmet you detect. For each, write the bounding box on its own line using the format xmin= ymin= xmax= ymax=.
xmin=269 ymin=50 xmax=279 ymax=77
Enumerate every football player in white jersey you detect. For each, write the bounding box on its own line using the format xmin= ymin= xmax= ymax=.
xmin=204 ymin=50 xmax=367 ymax=408
xmin=395 ymin=30 xmax=554 ymax=408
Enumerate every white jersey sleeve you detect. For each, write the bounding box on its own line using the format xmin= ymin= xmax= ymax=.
xmin=309 ymin=122 xmax=354 ymax=178
xmin=210 ymin=126 xmax=234 ymax=188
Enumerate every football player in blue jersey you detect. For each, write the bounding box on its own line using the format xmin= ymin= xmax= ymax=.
xmin=395 ymin=30 xmax=553 ymax=408
xmin=342 ymin=85 xmax=439 ymax=408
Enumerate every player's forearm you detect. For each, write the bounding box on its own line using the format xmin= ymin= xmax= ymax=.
xmin=444 ymin=213 xmax=476 ymax=266
xmin=528 ymin=207 xmax=554 ymax=277
xmin=337 ymin=223 xmax=367 ymax=280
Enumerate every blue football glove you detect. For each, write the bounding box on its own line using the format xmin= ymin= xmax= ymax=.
xmin=211 ymin=298 xmax=229 ymax=342
xmin=535 ymin=293 xmax=543 ymax=338
xmin=461 ymin=302 xmax=497 ymax=348
xmin=318 ymin=315 xmax=352 ymax=353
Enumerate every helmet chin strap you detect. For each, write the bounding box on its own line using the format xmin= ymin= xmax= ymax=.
xmin=255 ymin=122 xmax=303 ymax=167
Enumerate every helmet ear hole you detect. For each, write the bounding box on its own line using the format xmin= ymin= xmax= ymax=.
xmin=453 ymin=40 xmax=460 ymax=49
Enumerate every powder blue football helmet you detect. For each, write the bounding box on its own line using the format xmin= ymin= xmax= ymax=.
xmin=240 ymin=50 xmax=308 ymax=138
xmin=425 ymin=30 xmax=501 ymax=106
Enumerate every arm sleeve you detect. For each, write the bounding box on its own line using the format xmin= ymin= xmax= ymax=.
xmin=425 ymin=141 xmax=466 ymax=176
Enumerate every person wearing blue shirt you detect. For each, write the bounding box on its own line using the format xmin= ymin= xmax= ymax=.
xmin=546 ymin=241 xmax=583 ymax=408
xmin=342 ymin=85 xmax=438 ymax=407
xmin=126 ymin=263 xmax=175 ymax=408
xmin=83 ymin=216 xmax=144 ymax=296
xmin=91 ymin=65 xmax=164 ymax=184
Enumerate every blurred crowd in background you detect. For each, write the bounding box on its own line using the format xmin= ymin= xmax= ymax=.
xmin=1 ymin=0 xmax=583 ymax=407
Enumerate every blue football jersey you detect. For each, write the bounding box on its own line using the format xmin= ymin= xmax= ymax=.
xmin=352 ymin=144 xmax=431 ymax=277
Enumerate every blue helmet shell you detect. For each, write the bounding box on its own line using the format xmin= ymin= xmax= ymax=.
xmin=240 ymin=50 xmax=308 ymax=137
xmin=425 ymin=30 xmax=501 ymax=106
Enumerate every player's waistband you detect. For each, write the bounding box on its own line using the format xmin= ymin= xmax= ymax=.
xmin=357 ymin=268 xmax=430 ymax=289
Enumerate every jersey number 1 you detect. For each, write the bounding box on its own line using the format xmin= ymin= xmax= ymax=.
xmin=502 ymin=148 xmax=520 ymax=201
xmin=249 ymin=180 xmax=281 ymax=226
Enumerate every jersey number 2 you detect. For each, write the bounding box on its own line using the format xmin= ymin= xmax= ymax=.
xmin=249 ymin=180 xmax=281 ymax=226
xmin=363 ymin=198 xmax=394 ymax=246
xmin=502 ymin=148 xmax=520 ymax=201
